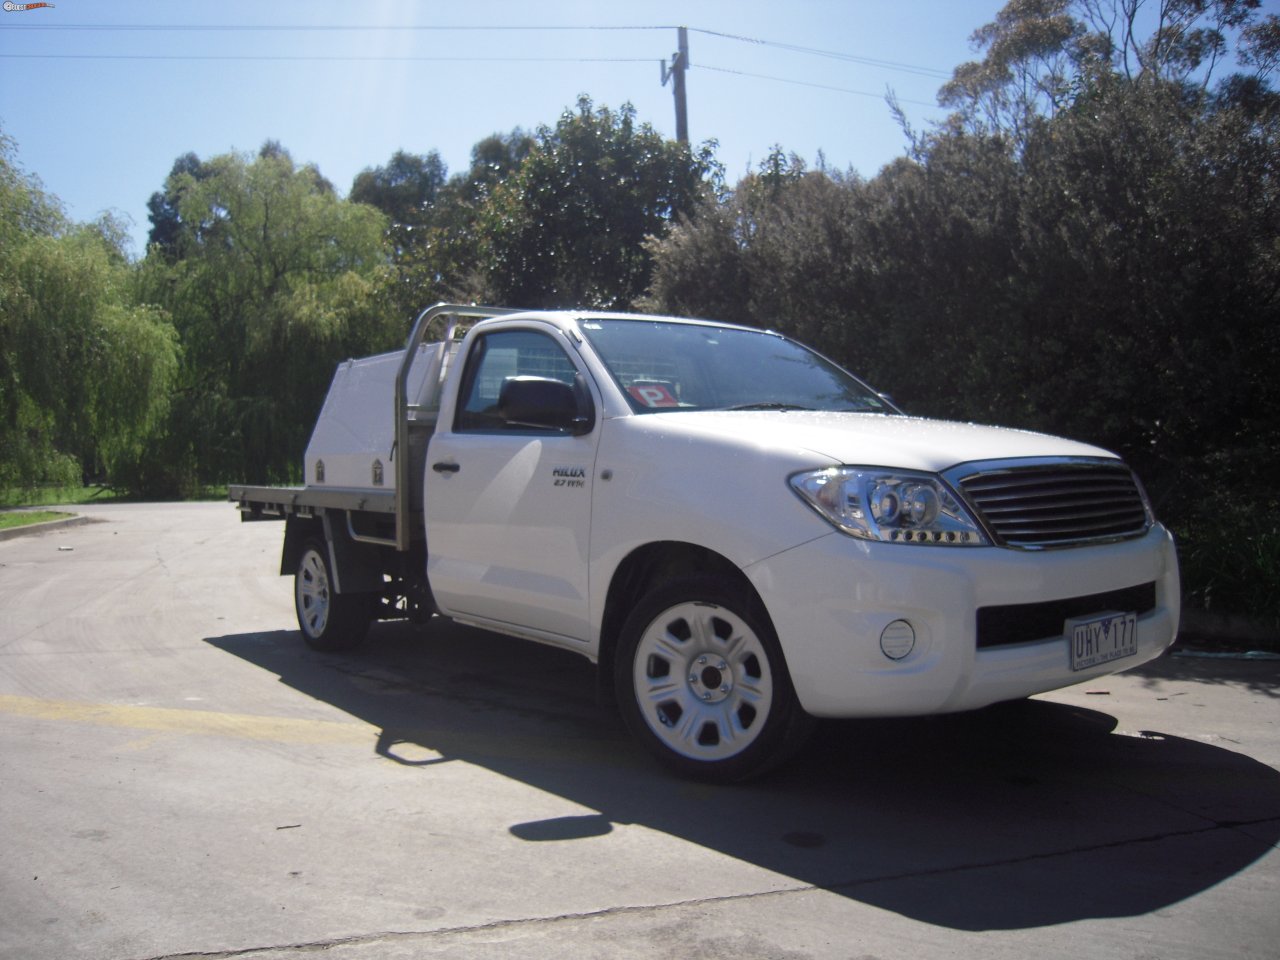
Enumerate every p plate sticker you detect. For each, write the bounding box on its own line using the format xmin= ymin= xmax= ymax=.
xmin=627 ymin=382 xmax=679 ymax=408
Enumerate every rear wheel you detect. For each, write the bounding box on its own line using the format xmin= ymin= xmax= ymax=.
xmin=294 ymin=539 xmax=371 ymax=651
xmin=614 ymin=575 xmax=812 ymax=782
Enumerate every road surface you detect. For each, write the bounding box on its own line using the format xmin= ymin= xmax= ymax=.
xmin=1 ymin=502 xmax=1276 ymax=959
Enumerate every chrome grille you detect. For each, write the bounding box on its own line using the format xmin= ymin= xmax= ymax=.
xmin=953 ymin=461 xmax=1151 ymax=549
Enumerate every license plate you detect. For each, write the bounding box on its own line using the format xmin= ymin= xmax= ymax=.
xmin=1067 ymin=611 xmax=1138 ymax=671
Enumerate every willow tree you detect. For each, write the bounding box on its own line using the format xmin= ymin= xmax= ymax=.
xmin=135 ymin=143 xmax=396 ymax=491
xmin=1 ymin=132 xmax=178 ymax=491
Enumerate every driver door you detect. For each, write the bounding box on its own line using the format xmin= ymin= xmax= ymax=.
xmin=424 ymin=327 xmax=598 ymax=646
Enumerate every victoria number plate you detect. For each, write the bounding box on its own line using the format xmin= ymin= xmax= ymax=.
xmin=1067 ymin=611 xmax=1138 ymax=671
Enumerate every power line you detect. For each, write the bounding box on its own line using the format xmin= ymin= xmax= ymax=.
xmin=689 ymin=28 xmax=952 ymax=80
xmin=0 ymin=50 xmax=946 ymax=106
xmin=4 ymin=21 xmax=951 ymax=80
xmin=0 ymin=49 xmax=946 ymax=111
xmin=1 ymin=22 xmax=676 ymax=31
xmin=0 ymin=52 xmax=654 ymax=64
xmin=2 ymin=22 xmax=952 ymax=117
xmin=695 ymin=64 xmax=937 ymax=107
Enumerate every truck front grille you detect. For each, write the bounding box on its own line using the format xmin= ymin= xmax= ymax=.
xmin=953 ymin=461 xmax=1151 ymax=549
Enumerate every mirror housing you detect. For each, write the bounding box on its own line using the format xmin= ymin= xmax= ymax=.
xmin=499 ymin=376 xmax=594 ymax=435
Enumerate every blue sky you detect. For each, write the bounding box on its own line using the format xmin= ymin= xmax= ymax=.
xmin=0 ymin=0 xmax=1006 ymax=256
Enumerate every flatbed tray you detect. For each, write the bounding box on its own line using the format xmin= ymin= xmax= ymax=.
xmin=229 ymin=483 xmax=397 ymax=518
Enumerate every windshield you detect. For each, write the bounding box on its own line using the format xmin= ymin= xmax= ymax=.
xmin=577 ymin=318 xmax=891 ymax=414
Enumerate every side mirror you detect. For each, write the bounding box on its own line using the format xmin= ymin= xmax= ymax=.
xmin=498 ymin=376 xmax=594 ymax=435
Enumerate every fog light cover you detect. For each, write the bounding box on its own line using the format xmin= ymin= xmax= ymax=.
xmin=880 ymin=619 xmax=916 ymax=660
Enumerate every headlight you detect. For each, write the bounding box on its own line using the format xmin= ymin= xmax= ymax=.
xmin=790 ymin=467 xmax=990 ymax=545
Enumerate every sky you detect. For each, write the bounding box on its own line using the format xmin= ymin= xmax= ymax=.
xmin=0 ymin=0 xmax=1008 ymax=257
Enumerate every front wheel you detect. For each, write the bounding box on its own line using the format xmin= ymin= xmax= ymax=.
xmin=294 ymin=539 xmax=371 ymax=651
xmin=614 ymin=576 xmax=812 ymax=782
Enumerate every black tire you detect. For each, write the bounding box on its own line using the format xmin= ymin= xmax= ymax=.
xmin=294 ymin=539 xmax=371 ymax=652
xmin=614 ymin=575 xmax=813 ymax=782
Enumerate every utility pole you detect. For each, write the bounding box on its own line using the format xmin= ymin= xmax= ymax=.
xmin=661 ymin=26 xmax=689 ymax=143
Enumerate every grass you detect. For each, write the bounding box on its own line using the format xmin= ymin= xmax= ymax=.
xmin=0 ymin=485 xmax=123 ymax=508
xmin=0 ymin=484 xmax=229 ymax=508
xmin=0 ymin=486 xmax=101 ymax=532
xmin=0 ymin=509 xmax=75 ymax=531
xmin=0 ymin=482 xmax=228 ymax=533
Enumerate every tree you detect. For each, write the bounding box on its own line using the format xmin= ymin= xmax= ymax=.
xmin=645 ymin=152 xmax=865 ymax=345
xmin=414 ymin=130 xmax=537 ymax=306
xmin=1008 ymin=77 xmax=1280 ymax=614
xmin=475 ymin=98 xmax=721 ymax=309
xmin=146 ymin=151 xmax=212 ymax=262
xmin=647 ymin=37 xmax=1280 ymax=620
xmin=2 ymin=132 xmax=179 ymax=489
xmin=350 ymin=149 xmax=448 ymax=254
xmin=938 ymin=0 xmax=1085 ymax=141
xmin=135 ymin=144 xmax=396 ymax=491
xmin=647 ymin=140 xmax=1026 ymax=409
xmin=350 ymin=134 xmax=536 ymax=318
xmin=1 ymin=130 xmax=73 ymax=489
xmin=938 ymin=0 xmax=1278 ymax=143
xmin=464 ymin=130 xmax=536 ymax=202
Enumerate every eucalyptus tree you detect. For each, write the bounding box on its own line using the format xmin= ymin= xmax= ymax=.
xmin=938 ymin=0 xmax=1279 ymax=143
xmin=351 ymin=133 xmax=535 ymax=317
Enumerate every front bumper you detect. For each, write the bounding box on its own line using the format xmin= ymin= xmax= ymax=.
xmin=745 ymin=525 xmax=1180 ymax=718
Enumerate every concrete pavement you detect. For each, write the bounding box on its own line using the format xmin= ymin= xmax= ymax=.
xmin=0 ymin=502 xmax=1276 ymax=960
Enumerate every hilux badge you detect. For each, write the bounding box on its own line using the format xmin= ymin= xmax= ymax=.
xmin=552 ymin=465 xmax=587 ymax=488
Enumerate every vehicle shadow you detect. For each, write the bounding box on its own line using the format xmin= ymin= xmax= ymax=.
xmin=206 ymin=619 xmax=1280 ymax=933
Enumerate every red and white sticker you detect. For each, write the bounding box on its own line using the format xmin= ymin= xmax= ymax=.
xmin=627 ymin=383 xmax=679 ymax=408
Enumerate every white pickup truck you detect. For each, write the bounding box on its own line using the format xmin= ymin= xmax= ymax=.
xmin=231 ymin=303 xmax=1180 ymax=781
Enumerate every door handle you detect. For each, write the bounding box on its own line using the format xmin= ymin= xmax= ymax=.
xmin=432 ymin=461 xmax=461 ymax=474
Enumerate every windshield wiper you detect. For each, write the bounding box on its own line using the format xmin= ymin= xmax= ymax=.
xmin=724 ymin=402 xmax=813 ymax=412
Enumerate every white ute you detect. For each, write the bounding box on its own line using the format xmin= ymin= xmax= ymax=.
xmin=231 ymin=304 xmax=1180 ymax=781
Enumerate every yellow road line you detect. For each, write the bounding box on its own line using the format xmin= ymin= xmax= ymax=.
xmin=0 ymin=694 xmax=633 ymax=766
xmin=0 ymin=694 xmax=372 ymax=745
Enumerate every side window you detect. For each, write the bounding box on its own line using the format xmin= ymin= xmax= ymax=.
xmin=455 ymin=329 xmax=579 ymax=432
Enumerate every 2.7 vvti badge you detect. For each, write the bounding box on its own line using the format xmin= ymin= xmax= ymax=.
xmin=231 ymin=304 xmax=1180 ymax=782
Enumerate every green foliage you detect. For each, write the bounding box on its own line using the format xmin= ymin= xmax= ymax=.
xmin=351 ymin=148 xmax=452 ymax=315
xmin=0 ymin=484 xmax=122 ymax=507
xmin=0 ymin=400 xmax=81 ymax=493
xmin=5 ymin=26 xmax=1277 ymax=626
xmin=350 ymin=132 xmax=536 ymax=319
xmin=351 ymin=150 xmax=447 ymax=227
xmin=938 ymin=0 xmax=1085 ymax=140
xmin=475 ymin=97 xmax=721 ymax=309
xmin=648 ymin=25 xmax=1279 ymax=622
xmin=0 ymin=509 xmax=73 ymax=531
xmin=135 ymin=144 xmax=398 ymax=492
xmin=1 ymin=132 xmax=178 ymax=492
xmin=644 ymin=154 xmax=866 ymax=339
xmin=10 ymin=224 xmax=179 ymax=467
xmin=421 ymin=130 xmax=538 ymax=306
xmin=1179 ymin=516 xmax=1280 ymax=624
xmin=939 ymin=0 xmax=1278 ymax=144
xmin=146 ymin=152 xmax=212 ymax=262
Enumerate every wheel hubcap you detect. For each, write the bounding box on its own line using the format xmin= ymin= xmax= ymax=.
xmin=633 ymin=600 xmax=773 ymax=762
xmin=688 ymin=656 xmax=733 ymax=703
xmin=296 ymin=549 xmax=330 ymax=637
